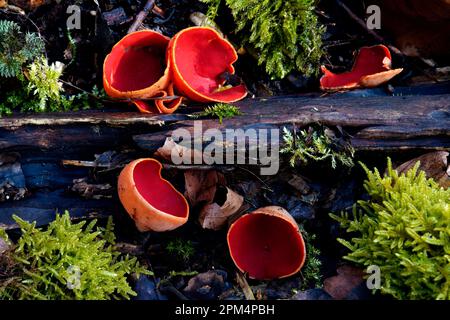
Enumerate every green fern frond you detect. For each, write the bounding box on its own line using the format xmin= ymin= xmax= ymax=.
xmin=0 ymin=20 xmax=45 ymax=78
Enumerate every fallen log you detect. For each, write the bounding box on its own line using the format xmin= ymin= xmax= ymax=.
xmin=134 ymin=94 xmax=450 ymax=152
xmin=0 ymin=92 xmax=448 ymax=229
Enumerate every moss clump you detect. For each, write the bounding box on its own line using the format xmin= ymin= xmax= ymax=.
xmin=190 ymin=103 xmax=242 ymax=124
xmin=166 ymin=238 xmax=195 ymax=262
xmin=330 ymin=159 xmax=450 ymax=300
xmin=0 ymin=20 xmax=104 ymax=116
xmin=202 ymin=0 xmax=324 ymax=79
xmin=0 ymin=212 xmax=150 ymax=300
xmin=299 ymin=228 xmax=322 ymax=290
xmin=281 ymin=125 xmax=355 ymax=169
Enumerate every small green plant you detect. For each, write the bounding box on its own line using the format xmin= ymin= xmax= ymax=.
xmin=0 ymin=20 xmax=45 ymax=78
xmin=299 ymin=228 xmax=322 ymax=290
xmin=168 ymin=270 xmax=199 ymax=277
xmin=202 ymin=0 xmax=324 ymax=79
xmin=0 ymin=212 xmax=149 ymax=300
xmin=0 ymin=20 xmax=104 ymax=116
xmin=25 ymin=57 xmax=64 ymax=112
xmin=330 ymin=159 xmax=450 ymax=300
xmin=166 ymin=238 xmax=195 ymax=262
xmin=190 ymin=103 xmax=242 ymax=124
xmin=281 ymin=126 xmax=355 ymax=169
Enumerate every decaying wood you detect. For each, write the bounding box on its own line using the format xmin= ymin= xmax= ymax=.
xmin=0 ymin=92 xmax=448 ymax=229
xmin=134 ymin=94 xmax=450 ymax=152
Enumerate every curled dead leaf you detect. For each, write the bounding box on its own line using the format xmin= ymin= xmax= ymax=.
xmin=184 ymin=170 xmax=226 ymax=207
xmin=395 ymin=151 xmax=449 ymax=189
xmin=154 ymin=137 xmax=202 ymax=164
xmin=199 ymin=186 xmax=244 ymax=230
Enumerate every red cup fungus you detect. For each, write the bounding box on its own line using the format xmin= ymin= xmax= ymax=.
xmin=103 ymin=30 xmax=182 ymax=114
xmin=117 ymin=158 xmax=189 ymax=232
xmin=227 ymin=206 xmax=306 ymax=280
xmin=320 ymin=45 xmax=403 ymax=91
xmin=168 ymin=26 xmax=247 ymax=103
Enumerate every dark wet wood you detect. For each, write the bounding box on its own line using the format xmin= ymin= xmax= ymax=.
xmin=134 ymin=94 xmax=450 ymax=152
xmin=0 ymin=93 xmax=448 ymax=229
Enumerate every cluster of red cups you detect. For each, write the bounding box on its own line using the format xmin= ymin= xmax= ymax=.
xmin=103 ymin=27 xmax=248 ymax=114
xmin=117 ymin=158 xmax=306 ymax=280
xmin=108 ymin=28 xmax=305 ymax=280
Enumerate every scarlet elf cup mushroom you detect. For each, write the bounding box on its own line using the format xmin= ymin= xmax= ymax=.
xmin=320 ymin=45 xmax=403 ymax=91
xmin=168 ymin=27 xmax=247 ymax=103
xmin=117 ymin=158 xmax=189 ymax=232
xmin=103 ymin=30 xmax=182 ymax=114
xmin=104 ymin=27 xmax=247 ymax=114
xmin=227 ymin=206 xmax=306 ymax=280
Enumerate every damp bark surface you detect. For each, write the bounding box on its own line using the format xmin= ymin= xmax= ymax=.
xmin=0 ymin=91 xmax=449 ymax=228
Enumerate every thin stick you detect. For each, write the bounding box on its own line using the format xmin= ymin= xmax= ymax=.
xmin=61 ymin=160 xmax=99 ymax=167
xmin=236 ymin=272 xmax=255 ymax=300
xmin=127 ymin=0 xmax=155 ymax=34
xmin=335 ymin=0 xmax=403 ymax=56
xmin=335 ymin=0 xmax=439 ymax=82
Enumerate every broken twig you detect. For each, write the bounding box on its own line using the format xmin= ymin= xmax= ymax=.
xmin=236 ymin=271 xmax=255 ymax=300
xmin=127 ymin=0 xmax=156 ymax=33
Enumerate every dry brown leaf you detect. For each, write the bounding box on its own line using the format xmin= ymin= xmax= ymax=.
xmin=184 ymin=170 xmax=226 ymax=207
xmin=199 ymin=187 xmax=244 ymax=230
xmin=154 ymin=137 xmax=202 ymax=164
xmin=323 ymin=265 xmax=365 ymax=300
xmin=395 ymin=151 xmax=449 ymax=189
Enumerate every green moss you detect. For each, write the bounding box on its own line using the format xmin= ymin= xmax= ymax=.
xmin=0 ymin=20 xmax=104 ymax=116
xmin=202 ymin=0 xmax=324 ymax=79
xmin=166 ymin=238 xmax=195 ymax=262
xmin=330 ymin=159 xmax=450 ymax=300
xmin=190 ymin=103 xmax=242 ymax=124
xmin=280 ymin=125 xmax=355 ymax=169
xmin=299 ymin=228 xmax=323 ymax=290
xmin=0 ymin=212 xmax=150 ymax=300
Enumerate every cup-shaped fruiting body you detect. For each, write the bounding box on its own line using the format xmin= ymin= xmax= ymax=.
xmin=227 ymin=206 xmax=306 ymax=280
xmin=168 ymin=26 xmax=247 ymax=103
xmin=320 ymin=45 xmax=403 ymax=91
xmin=103 ymin=30 xmax=182 ymax=114
xmin=117 ymin=158 xmax=189 ymax=232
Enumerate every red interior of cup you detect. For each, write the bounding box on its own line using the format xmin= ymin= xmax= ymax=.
xmin=133 ymin=159 xmax=188 ymax=218
xmin=228 ymin=213 xmax=305 ymax=279
xmin=170 ymin=27 xmax=247 ymax=102
xmin=104 ymin=31 xmax=168 ymax=93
